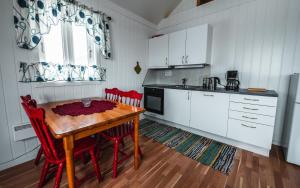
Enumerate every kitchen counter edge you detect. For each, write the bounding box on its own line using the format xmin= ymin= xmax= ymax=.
xmin=142 ymin=84 xmax=278 ymax=97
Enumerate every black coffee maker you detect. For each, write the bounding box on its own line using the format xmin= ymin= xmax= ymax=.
xmin=225 ymin=70 xmax=240 ymax=91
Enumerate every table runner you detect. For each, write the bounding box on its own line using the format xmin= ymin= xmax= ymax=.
xmin=52 ymin=100 xmax=116 ymax=116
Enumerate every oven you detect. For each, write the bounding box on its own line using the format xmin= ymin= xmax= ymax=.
xmin=144 ymin=87 xmax=164 ymax=115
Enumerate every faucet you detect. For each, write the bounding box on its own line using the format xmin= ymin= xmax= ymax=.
xmin=182 ymin=78 xmax=187 ymax=87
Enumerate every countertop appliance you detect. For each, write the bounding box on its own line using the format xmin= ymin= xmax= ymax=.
xmin=283 ymin=73 xmax=300 ymax=166
xmin=203 ymin=77 xmax=220 ymax=91
xmin=144 ymin=87 xmax=164 ymax=115
xmin=226 ymin=70 xmax=240 ymax=91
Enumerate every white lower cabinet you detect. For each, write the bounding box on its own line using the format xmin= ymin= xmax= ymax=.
xmin=164 ymin=89 xmax=191 ymax=126
xmin=227 ymin=94 xmax=277 ymax=149
xmin=227 ymin=119 xmax=274 ymax=149
xmin=190 ymin=91 xmax=229 ymax=137
xmin=160 ymin=88 xmax=277 ymax=155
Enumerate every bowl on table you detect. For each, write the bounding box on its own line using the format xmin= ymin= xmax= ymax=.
xmin=81 ymin=98 xmax=92 ymax=107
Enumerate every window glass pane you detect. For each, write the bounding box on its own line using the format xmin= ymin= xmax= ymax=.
xmin=43 ymin=24 xmax=64 ymax=65
xmin=72 ymin=24 xmax=90 ymax=66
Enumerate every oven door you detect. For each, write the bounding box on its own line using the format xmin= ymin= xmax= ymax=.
xmin=144 ymin=87 xmax=164 ymax=115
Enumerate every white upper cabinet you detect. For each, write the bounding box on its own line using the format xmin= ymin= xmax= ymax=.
xmin=167 ymin=24 xmax=212 ymax=66
xmin=190 ymin=91 xmax=229 ymax=137
xmin=148 ymin=35 xmax=169 ymax=68
xmin=169 ymin=30 xmax=186 ymax=66
xmin=164 ymin=89 xmax=191 ymax=126
xmin=186 ymin=24 xmax=212 ymax=65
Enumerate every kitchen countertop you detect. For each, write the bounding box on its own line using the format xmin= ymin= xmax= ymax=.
xmin=143 ymin=84 xmax=278 ymax=97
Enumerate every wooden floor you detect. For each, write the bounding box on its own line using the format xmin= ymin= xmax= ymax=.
xmin=0 ymin=136 xmax=300 ymax=188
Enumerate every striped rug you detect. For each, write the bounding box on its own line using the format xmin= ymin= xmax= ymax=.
xmin=140 ymin=119 xmax=237 ymax=174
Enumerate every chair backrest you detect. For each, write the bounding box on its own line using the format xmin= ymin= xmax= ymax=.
xmin=105 ymin=88 xmax=120 ymax=101
xmin=20 ymin=95 xmax=37 ymax=107
xmin=119 ymin=90 xmax=143 ymax=107
xmin=21 ymin=100 xmax=60 ymax=161
xmin=20 ymin=95 xmax=32 ymax=103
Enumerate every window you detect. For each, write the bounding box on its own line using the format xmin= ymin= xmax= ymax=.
xmin=43 ymin=24 xmax=64 ymax=65
xmin=40 ymin=22 xmax=97 ymax=68
xmin=39 ymin=21 xmax=101 ymax=81
xmin=72 ymin=23 xmax=90 ymax=66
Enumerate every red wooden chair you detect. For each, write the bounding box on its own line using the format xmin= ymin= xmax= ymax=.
xmin=105 ymin=88 xmax=120 ymax=101
xmin=20 ymin=95 xmax=44 ymax=166
xmin=21 ymin=100 xmax=102 ymax=188
xmin=100 ymin=89 xmax=143 ymax=178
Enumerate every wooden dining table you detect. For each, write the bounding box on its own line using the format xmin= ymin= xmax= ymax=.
xmin=39 ymin=98 xmax=145 ymax=188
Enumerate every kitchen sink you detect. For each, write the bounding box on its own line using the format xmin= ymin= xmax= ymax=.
xmin=172 ymin=85 xmax=201 ymax=89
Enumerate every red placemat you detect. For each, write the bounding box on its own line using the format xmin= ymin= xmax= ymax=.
xmin=52 ymin=100 xmax=116 ymax=116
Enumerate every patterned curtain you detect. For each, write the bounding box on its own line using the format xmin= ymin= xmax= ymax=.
xmin=19 ymin=62 xmax=106 ymax=82
xmin=13 ymin=0 xmax=112 ymax=59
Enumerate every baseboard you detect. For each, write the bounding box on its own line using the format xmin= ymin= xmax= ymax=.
xmin=145 ymin=115 xmax=271 ymax=157
xmin=272 ymin=140 xmax=282 ymax=146
xmin=0 ymin=149 xmax=38 ymax=171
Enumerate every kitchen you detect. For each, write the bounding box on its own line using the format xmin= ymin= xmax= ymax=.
xmin=0 ymin=0 xmax=300 ymax=187
xmin=142 ymin=23 xmax=278 ymax=156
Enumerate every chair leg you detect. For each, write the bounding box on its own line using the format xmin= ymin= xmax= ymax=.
xmin=38 ymin=161 xmax=49 ymax=188
xmin=80 ymin=153 xmax=89 ymax=164
xmin=35 ymin=148 xmax=43 ymax=166
xmin=54 ymin=163 xmax=64 ymax=188
xmin=89 ymin=148 xmax=102 ymax=182
xmin=131 ymin=134 xmax=143 ymax=159
xmin=112 ymin=139 xmax=120 ymax=178
xmin=120 ymin=139 xmax=125 ymax=148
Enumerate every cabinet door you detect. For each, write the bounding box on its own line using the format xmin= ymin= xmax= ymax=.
xmin=169 ymin=30 xmax=186 ymax=66
xmin=149 ymin=35 xmax=169 ymax=68
xmin=186 ymin=24 xmax=211 ymax=65
xmin=164 ymin=89 xmax=191 ymax=126
xmin=190 ymin=91 xmax=229 ymax=136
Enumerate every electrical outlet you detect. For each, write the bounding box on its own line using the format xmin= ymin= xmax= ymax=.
xmin=164 ymin=70 xmax=172 ymax=77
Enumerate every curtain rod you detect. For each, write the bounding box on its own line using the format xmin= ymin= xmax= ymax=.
xmin=67 ymin=0 xmax=112 ymax=21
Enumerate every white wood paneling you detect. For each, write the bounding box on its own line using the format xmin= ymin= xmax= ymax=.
xmin=0 ymin=0 xmax=155 ymax=170
xmin=0 ymin=64 xmax=13 ymax=164
xmin=158 ymin=0 xmax=300 ymax=144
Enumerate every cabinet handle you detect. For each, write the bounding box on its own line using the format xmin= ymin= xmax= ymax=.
xmin=187 ymin=92 xmax=190 ymax=100
xmin=182 ymin=56 xmax=185 ymax=64
xmin=165 ymin=57 xmax=168 ymax=65
xmin=244 ymin=98 xmax=259 ymax=102
xmin=243 ymin=107 xmax=259 ymax=111
xmin=241 ymin=123 xmax=256 ymax=129
xmin=203 ymin=94 xmax=214 ymax=97
xmin=185 ymin=55 xmax=188 ymax=64
xmin=242 ymin=115 xmax=258 ymax=120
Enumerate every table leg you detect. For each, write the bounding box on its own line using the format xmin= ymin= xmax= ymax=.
xmin=63 ymin=135 xmax=75 ymax=188
xmin=133 ymin=115 xmax=140 ymax=170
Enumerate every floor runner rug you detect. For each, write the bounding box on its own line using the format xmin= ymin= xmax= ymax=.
xmin=140 ymin=119 xmax=237 ymax=174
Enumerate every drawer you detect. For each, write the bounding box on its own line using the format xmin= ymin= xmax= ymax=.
xmin=230 ymin=102 xmax=276 ymax=116
xmin=227 ymin=119 xmax=274 ymax=149
xmin=230 ymin=94 xmax=277 ymax=106
xmin=229 ymin=110 xmax=275 ymax=126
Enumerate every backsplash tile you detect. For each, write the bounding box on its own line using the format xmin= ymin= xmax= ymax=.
xmin=143 ymin=67 xmax=211 ymax=86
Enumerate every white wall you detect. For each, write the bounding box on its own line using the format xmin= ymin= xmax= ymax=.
xmin=0 ymin=0 xmax=155 ymax=170
xmin=158 ymin=0 xmax=300 ymax=145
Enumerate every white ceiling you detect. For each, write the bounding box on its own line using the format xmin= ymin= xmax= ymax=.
xmin=109 ymin=0 xmax=182 ymax=24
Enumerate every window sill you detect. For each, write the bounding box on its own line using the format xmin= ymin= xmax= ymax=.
xmin=27 ymin=81 xmax=105 ymax=88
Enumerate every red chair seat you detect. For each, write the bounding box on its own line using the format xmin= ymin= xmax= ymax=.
xmin=54 ymin=137 xmax=97 ymax=162
xmin=102 ymin=122 xmax=133 ymax=138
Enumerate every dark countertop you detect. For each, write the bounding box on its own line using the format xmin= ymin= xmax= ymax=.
xmin=142 ymin=84 xmax=278 ymax=97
